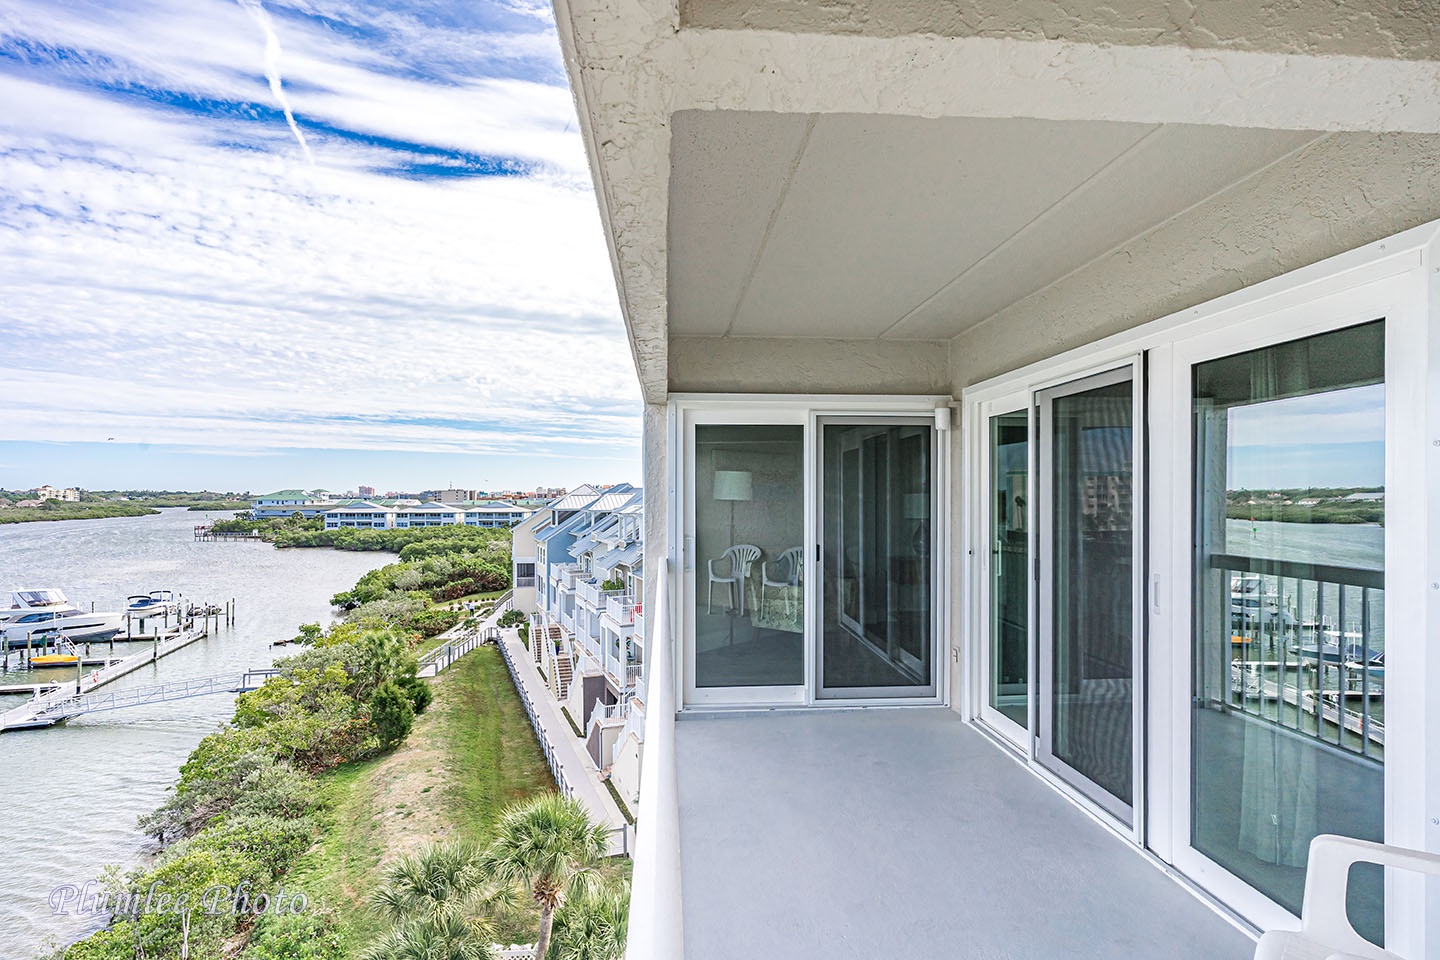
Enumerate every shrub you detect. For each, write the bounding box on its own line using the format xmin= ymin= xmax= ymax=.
xmin=371 ymin=681 xmax=415 ymax=749
xmin=245 ymin=910 xmax=346 ymax=960
xmin=497 ymin=609 xmax=525 ymax=628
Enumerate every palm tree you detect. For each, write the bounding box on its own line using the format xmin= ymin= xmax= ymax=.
xmin=546 ymin=886 xmax=630 ymax=960
xmin=366 ymin=842 xmax=498 ymax=960
xmin=476 ymin=793 xmax=613 ymax=960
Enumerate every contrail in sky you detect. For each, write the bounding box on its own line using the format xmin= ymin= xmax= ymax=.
xmin=237 ymin=0 xmax=313 ymax=164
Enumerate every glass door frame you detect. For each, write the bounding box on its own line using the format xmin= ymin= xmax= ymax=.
xmin=973 ymin=389 xmax=1034 ymax=750
xmin=679 ymin=403 xmax=810 ymax=708
xmin=815 ymin=416 xmax=941 ymax=702
xmin=1033 ymin=358 xmax=1146 ymax=833
xmin=1157 ymin=269 xmax=1429 ymax=945
xmin=673 ymin=394 xmax=952 ymax=711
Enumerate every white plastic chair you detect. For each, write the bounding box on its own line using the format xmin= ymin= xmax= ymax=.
xmin=1254 ymin=834 xmax=1440 ymax=960
xmin=760 ymin=546 xmax=804 ymax=618
xmin=707 ymin=545 xmax=761 ymax=615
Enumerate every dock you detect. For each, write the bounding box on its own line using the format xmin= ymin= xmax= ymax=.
xmin=194 ymin=525 xmax=264 ymax=542
xmin=0 ymin=620 xmax=215 ymax=732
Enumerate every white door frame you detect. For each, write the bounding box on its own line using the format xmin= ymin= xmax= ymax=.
xmin=671 ymin=393 xmax=952 ymax=711
xmin=1034 ymin=358 xmax=1146 ymax=834
xmin=971 ymin=388 xmax=1034 ymax=750
xmin=1155 ymin=266 xmax=1430 ymax=948
xmin=960 ymin=220 xmax=1438 ymax=955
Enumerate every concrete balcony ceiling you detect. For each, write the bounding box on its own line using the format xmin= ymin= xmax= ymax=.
xmin=553 ymin=0 xmax=1440 ymax=401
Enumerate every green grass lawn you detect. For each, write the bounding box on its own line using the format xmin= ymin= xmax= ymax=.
xmin=284 ymin=646 xmax=559 ymax=953
xmin=436 ymin=647 xmax=556 ymax=843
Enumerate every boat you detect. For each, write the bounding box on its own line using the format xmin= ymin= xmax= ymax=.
xmin=29 ymin=653 xmax=80 ymax=669
xmin=1 ymin=589 xmax=123 ymax=649
xmin=127 ymin=590 xmax=179 ymax=619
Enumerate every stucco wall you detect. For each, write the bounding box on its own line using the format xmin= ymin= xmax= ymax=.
xmin=680 ymin=0 xmax=1439 ymax=61
xmin=949 ymin=131 xmax=1440 ymax=391
xmin=669 ymin=336 xmax=951 ymax=395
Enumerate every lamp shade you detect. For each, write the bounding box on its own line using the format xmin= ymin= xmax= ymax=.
xmin=713 ymin=470 xmax=753 ymax=502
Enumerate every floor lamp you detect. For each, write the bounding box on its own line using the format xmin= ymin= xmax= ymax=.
xmin=713 ymin=470 xmax=752 ymax=639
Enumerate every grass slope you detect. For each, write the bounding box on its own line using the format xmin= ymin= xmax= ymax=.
xmin=287 ymin=646 xmax=556 ymax=953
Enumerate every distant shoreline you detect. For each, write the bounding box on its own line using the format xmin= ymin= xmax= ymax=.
xmin=0 ymin=500 xmax=249 ymax=525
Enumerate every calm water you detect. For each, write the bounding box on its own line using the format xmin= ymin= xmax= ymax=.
xmin=0 ymin=510 xmax=386 ymax=958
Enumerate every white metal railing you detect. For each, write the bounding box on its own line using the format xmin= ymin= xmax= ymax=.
xmin=605 ymin=594 xmax=636 ymax=626
xmin=595 ymin=701 xmax=629 ymax=723
xmin=626 ymin=567 xmax=681 ymax=959
xmin=578 ymin=580 xmax=603 ymax=608
xmin=626 ymin=663 xmax=643 ymax=694
xmin=560 ymin=609 xmax=575 ymax=634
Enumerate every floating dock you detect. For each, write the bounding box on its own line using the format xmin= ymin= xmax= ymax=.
xmin=0 ymin=604 xmax=231 ymax=732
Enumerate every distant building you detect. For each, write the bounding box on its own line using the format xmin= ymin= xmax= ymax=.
xmin=322 ymin=501 xmax=394 ymax=530
xmin=250 ymin=489 xmax=337 ymax=520
xmin=358 ymin=485 xmax=375 ymax=498
xmin=424 ymin=488 xmax=478 ymax=503
xmin=34 ymin=485 xmax=80 ymax=502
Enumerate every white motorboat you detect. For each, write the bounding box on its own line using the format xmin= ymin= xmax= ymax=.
xmin=127 ymin=589 xmax=179 ymax=619
xmin=1 ymin=589 xmax=124 ymax=648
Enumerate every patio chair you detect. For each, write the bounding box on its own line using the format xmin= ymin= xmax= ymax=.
xmin=707 ymin=544 xmax=761 ymax=615
xmin=760 ymin=546 xmax=804 ymax=618
xmin=1253 ymin=834 xmax=1440 ymax=960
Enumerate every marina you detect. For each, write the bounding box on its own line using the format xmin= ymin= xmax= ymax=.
xmin=0 ymin=508 xmax=389 ymax=954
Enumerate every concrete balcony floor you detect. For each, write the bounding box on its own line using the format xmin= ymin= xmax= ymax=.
xmin=675 ymin=708 xmax=1254 ymax=960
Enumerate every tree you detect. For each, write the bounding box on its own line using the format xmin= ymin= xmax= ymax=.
xmin=366 ymin=842 xmax=497 ymax=960
xmin=370 ymin=680 xmax=415 ymax=749
xmin=546 ymin=887 xmax=629 ymax=960
xmin=477 ymin=794 xmax=612 ymax=960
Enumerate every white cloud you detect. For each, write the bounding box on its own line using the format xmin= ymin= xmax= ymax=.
xmin=0 ymin=0 xmax=640 ymax=474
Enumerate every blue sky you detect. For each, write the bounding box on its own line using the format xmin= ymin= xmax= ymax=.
xmin=1227 ymin=384 xmax=1384 ymax=490
xmin=0 ymin=0 xmax=641 ymax=493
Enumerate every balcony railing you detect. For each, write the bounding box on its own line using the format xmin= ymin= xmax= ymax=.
xmin=627 ymin=570 xmax=680 ymax=958
xmin=559 ymin=610 xmax=575 ymax=634
xmin=1205 ymin=552 xmax=1384 ymax=761
xmin=626 ymin=663 xmax=644 ymax=696
xmin=604 ymin=594 xmax=637 ymax=626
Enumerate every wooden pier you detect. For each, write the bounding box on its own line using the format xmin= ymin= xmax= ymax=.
xmin=194 ymin=524 xmax=264 ymax=542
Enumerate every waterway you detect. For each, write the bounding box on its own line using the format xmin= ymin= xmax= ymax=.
xmin=0 ymin=509 xmax=387 ymax=958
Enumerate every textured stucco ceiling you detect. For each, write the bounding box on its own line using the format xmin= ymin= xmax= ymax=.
xmin=668 ymin=111 xmax=1318 ymax=341
xmin=679 ymin=0 xmax=1440 ymax=61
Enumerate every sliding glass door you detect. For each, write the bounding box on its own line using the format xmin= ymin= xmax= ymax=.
xmin=688 ymin=421 xmax=806 ymax=704
xmin=981 ymin=404 xmax=1031 ymax=743
xmin=1189 ymin=320 xmax=1385 ymax=942
xmin=1036 ymin=366 xmax=1141 ymax=825
xmin=818 ymin=419 xmax=937 ymax=699
xmin=681 ymin=402 xmax=944 ymax=707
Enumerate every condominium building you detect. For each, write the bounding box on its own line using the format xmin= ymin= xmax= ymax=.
xmin=515 ymin=485 xmax=648 ymax=805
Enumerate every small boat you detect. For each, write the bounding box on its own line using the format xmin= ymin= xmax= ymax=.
xmin=127 ymin=590 xmax=179 ymax=618
xmin=29 ymin=653 xmax=80 ymax=669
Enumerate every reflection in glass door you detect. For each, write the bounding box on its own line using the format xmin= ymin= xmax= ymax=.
xmin=1190 ymin=320 xmax=1385 ymax=943
xmin=693 ymin=424 xmax=805 ymax=691
xmin=988 ymin=411 xmax=1030 ymax=730
xmin=1037 ymin=368 xmax=1139 ymax=824
xmin=819 ymin=420 xmax=935 ymax=699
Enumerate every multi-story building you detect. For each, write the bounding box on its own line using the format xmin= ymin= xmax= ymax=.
xmin=34 ymin=485 xmax=80 ymax=502
xmin=322 ymin=501 xmax=394 ymax=529
xmin=357 ymin=485 xmax=375 ymax=498
xmin=249 ymin=489 xmax=336 ymax=519
xmin=514 ymin=484 xmax=647 ymax=805
xmin=553 ymin=5 xmax=1440 ymax=959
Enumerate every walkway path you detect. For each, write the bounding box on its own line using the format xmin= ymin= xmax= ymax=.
xmin=499 ymin=633 xmax=630 ymax=855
